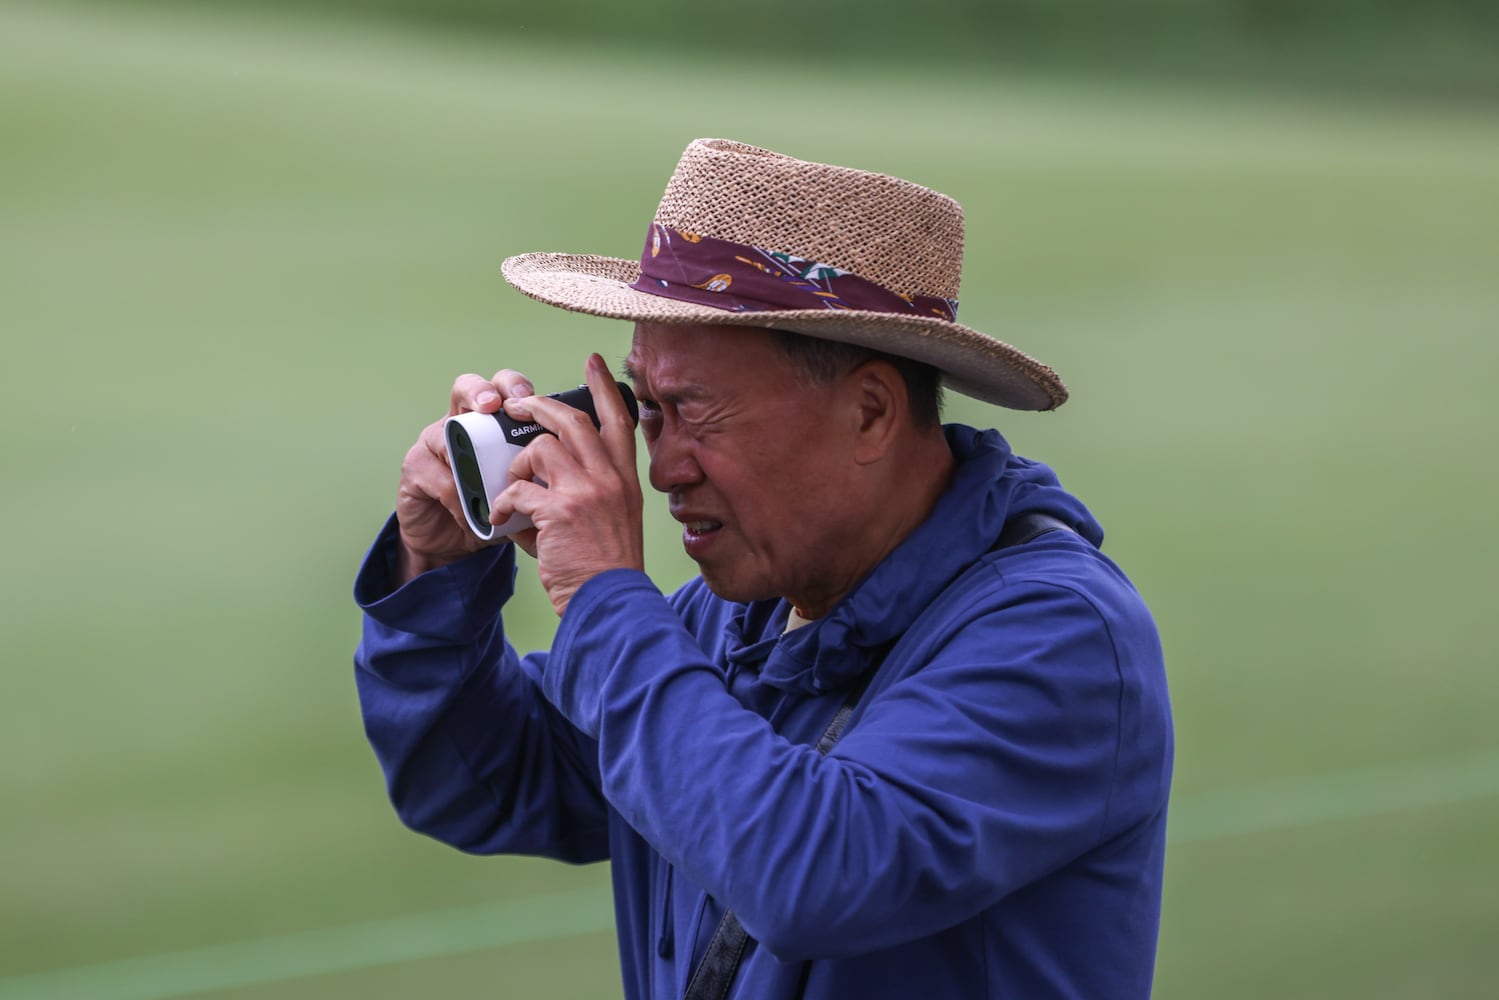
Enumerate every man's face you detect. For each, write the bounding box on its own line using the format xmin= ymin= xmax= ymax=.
xmin=624 ymin=323 xmax=869 ymax=613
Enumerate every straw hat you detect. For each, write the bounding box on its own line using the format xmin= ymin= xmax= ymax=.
xmin=502 ymin=138 xmax=1067 ymax=410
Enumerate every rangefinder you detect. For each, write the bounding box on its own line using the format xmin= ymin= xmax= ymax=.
xmin=444 ymin=381 xmax=639 ymax=541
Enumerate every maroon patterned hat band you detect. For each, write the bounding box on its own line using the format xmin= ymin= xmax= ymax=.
xmin=629 ymin=224 xmax=959 ymax=322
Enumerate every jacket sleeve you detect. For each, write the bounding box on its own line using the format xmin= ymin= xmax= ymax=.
xmin=545 ymin=563 xmax=1170 ymax=961
xmin=352 ymin=516 xmax=609 ymax=863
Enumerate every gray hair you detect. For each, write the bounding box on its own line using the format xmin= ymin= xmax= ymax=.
xmin=771 ymin=329 xmax=945 ymax=428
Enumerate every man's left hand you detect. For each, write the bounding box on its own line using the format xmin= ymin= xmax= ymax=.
xmin=493 ymin=353 xmax=645 ymax=616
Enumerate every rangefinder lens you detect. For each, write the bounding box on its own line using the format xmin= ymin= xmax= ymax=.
xmin=467 ymin=493 xmax=488 ymax=530
xmin=445 ymin=422 xmax=490 ymax=529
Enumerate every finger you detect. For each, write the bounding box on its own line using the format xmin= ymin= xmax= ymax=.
xmin=449 ymin=369 xmax=535 ymax=416
xmin=581 ymin=353 xmax=638 ymax=471
xmin=415 ymin=421 xmax=456 ymax=489
xmin=489 ymin=369 xmax=536 ymax=401
xmin=505 ymin=432 xmax=579 ymax=494
xmin=414 ymin=422 xmax=471 ymax=523
xmin=487 ymin=479 xmax=536 ymax=543
xmin=504 ymin=393 xmax=610 ymax=473
xmin=509 ymin=526 xmax=539 ymax=559
xmin=417 ymin=421 xmax=506 ymax=544
xmin=491 ymin=477 xmax=548 ymax=528
xmin=449 ymin=374 xmax=494 ymax=416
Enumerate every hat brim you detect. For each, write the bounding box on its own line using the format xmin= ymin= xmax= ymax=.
xmin=501 ymin=253 xmax=1067 ymax=411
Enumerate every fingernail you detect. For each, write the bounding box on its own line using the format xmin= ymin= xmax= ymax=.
xmin=476 ymin=390 xmax=500 ymax=407
xmin=515 ymin=380 xmax=534 ymax=397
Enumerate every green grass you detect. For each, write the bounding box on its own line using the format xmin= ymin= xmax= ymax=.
xmin=2 ymin=1 xmax=1497 ymax=996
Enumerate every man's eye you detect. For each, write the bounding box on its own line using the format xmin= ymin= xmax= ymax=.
xmin=637 ymin=398 xmax=661 ymax=417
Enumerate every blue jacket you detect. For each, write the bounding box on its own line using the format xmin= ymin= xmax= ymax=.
xmin=354 ymin=425 xmax=1173 ymax=998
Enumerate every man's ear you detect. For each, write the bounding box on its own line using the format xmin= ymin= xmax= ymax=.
xmin=848 ymin=359 xmax=906 ymax=465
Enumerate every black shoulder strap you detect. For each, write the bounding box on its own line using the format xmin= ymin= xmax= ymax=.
xmin=683 ymin=511 xmax=1073 ymax=1000
xmin=994 ymin=511 xmax=1074 ymax=551
xmin=681 ymin=677 xmax=865 ymax=1000
xmin=681 ymin=909 xmax=751 ymax=1000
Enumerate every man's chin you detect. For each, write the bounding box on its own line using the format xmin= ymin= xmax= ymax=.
xmin=695 ymin=567 xmax=776 ymax=607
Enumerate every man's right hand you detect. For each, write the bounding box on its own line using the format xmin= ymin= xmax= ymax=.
xmin=393 ymin=369 xmax=536 ymax=585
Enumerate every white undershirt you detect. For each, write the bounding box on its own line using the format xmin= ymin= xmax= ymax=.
xmin=785 ymin=606 xmax=817 ymax=632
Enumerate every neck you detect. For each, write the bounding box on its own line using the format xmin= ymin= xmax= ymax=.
xmin=790 ymin=427 xmax=954 ymax=619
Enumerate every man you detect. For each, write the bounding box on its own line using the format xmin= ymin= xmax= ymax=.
xmin=355 ymin=138 xmax=1173 ymax=998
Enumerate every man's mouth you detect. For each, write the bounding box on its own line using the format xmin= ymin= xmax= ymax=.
xmin=682 ymin=520 xmax=723 ymax=537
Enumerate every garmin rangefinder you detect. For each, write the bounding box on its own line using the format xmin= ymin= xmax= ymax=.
xmin=444 ymin=381 xmax=639 ymax=541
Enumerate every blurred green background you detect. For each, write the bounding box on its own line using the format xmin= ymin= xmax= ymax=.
xmin=2 ymin=0 xmax=1496 ymax=997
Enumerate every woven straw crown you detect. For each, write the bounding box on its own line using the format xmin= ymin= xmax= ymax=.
xmin=502 ymin=138 xmax=1067 ymax=410
xmin=653 ymin=139 xmax=965 ymax=301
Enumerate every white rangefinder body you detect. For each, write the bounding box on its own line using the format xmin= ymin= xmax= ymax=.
xmin=443 ymin=382 xmax=638 ymax=541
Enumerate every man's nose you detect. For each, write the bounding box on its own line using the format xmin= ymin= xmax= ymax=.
xmin=647 ymin=428 xmax=703 ymax=494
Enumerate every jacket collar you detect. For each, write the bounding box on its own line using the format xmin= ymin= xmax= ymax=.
xmin=719 ymin=425 xmax=1100 ymax=695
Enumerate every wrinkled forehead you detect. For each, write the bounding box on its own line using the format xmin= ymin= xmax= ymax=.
xmin=623 ymin=323 xmax=788 ymax=392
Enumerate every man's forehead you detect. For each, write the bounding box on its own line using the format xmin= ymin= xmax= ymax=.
xmin=621 ymin=356 xmax=715 ymax=404
xmin=623 ymin=323 xmax=781 ymax=389
xmin=621 ymin=356 xmax=712 ymax=402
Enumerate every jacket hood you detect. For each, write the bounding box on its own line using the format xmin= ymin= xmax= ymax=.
xmin=724 ymin=424 xmax=1103 ymax=694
